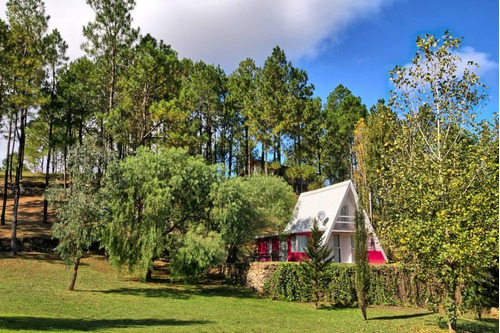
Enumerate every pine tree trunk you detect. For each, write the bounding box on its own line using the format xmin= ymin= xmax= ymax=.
xmin=245 ymin=125 xmax=250 ymax=176
xmin=1 ymin=112 xmax=13 ymax=226
xmin=63 ymin=146 xmax=67 ymax=189
xmin=9 ymin=111 xmax=17 ymax=183
xmin=11 ymin=109 xmax=27 ymax=255
xmin=43 ymin=116 xmax=53 ymax=224
xmin=68 ymin=257 xmax=81 ymax=291
xmin=228 ymin=128 xmax=233 ymax=177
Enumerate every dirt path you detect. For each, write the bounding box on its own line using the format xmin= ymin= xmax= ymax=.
xmin=0 ymin=173 xmax=58 ymax=239
xmin=0 ymin=194 xmax=55 ymax=239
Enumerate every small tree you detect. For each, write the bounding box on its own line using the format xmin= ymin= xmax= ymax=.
xmin=354 ymin=199 xmax=370 ymax=320
xmin=303 ymin=220 xmax=333 ymax=309
xmin=46 ymin=140 xmax=112 ymax=291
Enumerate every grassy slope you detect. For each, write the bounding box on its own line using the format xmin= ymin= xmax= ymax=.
xmin=0 ymin=253 xmax=497 ymax=333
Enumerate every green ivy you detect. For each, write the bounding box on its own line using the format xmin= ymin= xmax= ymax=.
xmin=263 ymin=263 xmax=446 ymax=308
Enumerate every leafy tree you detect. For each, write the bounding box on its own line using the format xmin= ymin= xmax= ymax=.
xmin=303 ymin=221 xmax=333 ymax=309
xmin=211 ymin=174 xmax=296 ymax=262
xmin=103 ymin=147 xmax=219 ymax=280
xmin=353 ymin=100 xmax=397 ymax=223
xmin=258 ymin=46 xmax=289 ymax=170
xmin=46 ymin=139 xmax=113 ymax=291
xmin=170 ymin=226 xmax=225 ymax=281
xmin=58 ymin=57 xmax=100 ymax=146
xmin=384 ymin=31 xmax=498 ymax=332
xmin=354 ymin=196 xmax=369 ymax=320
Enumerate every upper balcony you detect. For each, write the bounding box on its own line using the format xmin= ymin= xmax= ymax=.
xmin=331 ymin=215 xmax=355 ymax=232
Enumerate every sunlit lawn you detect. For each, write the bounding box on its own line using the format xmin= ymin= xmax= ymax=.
xmin=0 ymin=252 xmax=497 ymax=333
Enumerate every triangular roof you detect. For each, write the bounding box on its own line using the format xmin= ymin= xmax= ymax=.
xmin=284 ymin=180 xmax=387 ymax=261
xmin=285 ymin=180 xmax=351 ymax=234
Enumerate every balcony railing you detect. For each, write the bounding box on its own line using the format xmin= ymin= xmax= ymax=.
xmin=332 ymin=215 xmax=355 ymax=231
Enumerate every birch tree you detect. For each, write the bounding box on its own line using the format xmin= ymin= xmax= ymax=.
xmin=384 ymin=31 xmax=498 ymax=332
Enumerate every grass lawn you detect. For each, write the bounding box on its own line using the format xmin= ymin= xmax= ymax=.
xmin=0 ymin=253 xmax=497 ymax=333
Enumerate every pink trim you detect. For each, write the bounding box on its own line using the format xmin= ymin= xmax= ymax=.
xmin=272 ymin=238 xmax=279 ymax=252
xmin=368 ymin=250 xmax=385 ymax=264
xmin=289 ymin=252 xmax=309 ymax=262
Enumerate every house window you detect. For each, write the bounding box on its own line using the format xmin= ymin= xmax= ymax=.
xmin=333 ymin=234 xmax=341 ymax=263
xmin=291 ymin=235 xmax=308 ymax=252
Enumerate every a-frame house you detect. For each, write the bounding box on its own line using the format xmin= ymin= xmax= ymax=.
xmin=255 ymin=180 xmax=387 ymax=263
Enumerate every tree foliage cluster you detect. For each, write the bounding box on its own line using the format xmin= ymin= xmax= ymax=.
xmin=48 ymin=142 xmax=296 ymax=285
xmin=352 ymin=31 xmax=498 ymax=331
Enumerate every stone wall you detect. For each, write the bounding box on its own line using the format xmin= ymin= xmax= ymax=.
xmin=223 ymin=262 xmax=281 ymax=293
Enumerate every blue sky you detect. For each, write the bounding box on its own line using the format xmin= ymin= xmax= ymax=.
xmin=299 ymin=0 xmax=499 ymax=119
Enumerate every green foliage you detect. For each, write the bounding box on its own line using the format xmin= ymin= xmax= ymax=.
xmin=264 ymin=263 xmax=447 ymax=308
xmin=322 ymin=84 xmax=367 ymax=183
xmin=354 ymin=203 xmax=370 ymax=319
xmin=385 ymin=31 xmax=498 ymax=331
xmin=103 ymin=147 xmax=219 ymax=278
xmin=461 ymin=266 xmax=499 ymax=318
xmin=211 ymin=174 xmax=296 ymax=262
xmin=47 ymin=139 xmax=113 ymax=266
xmin=303 ymin=221 xmax=333 ymax=308
xmin=170 ymin=226 xmax=226 ymax=280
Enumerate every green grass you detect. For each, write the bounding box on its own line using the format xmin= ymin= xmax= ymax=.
xmin=0 ymin=253 xmax=497 ymax=333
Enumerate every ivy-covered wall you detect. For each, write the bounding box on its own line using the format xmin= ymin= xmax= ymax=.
xmin=263 ymin=263 xmax=444 ymax=308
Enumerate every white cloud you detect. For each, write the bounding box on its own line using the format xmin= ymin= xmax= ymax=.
xmin=402 ymin=45 xmax=497 ymax=76
xmin=0 ymin=0 xmax=392 ymax=71
xmin=456 ymin=46 xmax=498 ymax=76
xmin=133 ymin=0 xmax=391 ymax=70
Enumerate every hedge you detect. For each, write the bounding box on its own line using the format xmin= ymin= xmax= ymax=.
xmin=263 ymin=263 xmax=443 ymax=308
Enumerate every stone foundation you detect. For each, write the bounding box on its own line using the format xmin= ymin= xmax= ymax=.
xmin=223 ymin=262 xmax=281 ymax=293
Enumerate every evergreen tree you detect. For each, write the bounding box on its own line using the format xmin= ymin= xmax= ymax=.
xmin=41 ymin=28 xmax=68 ymax=223
xmin=354 ymin=195 xmax=369 ymax=320
xmin=303 ymin=220 xmax=333 ymax=309
xmin=6 ymin=0 xmax=49 ymax=254
xmin=82 ymin=0 xmax=139 ymax=150
xmin=323 ymin=85 xmax=367 ymax=183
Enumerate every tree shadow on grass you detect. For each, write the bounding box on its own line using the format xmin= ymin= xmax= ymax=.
xmin=317 ymin=304 xmax=354 ymax=311
xmin=81 ymin=285 xmax=257 ymax=300
xmin=436 ymin=317 xmax=499 ymax=333
xmin=369 ymin=312 xmax=433 ymax=320
xmin=0 ymin=316 xmax=212 ymax=332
